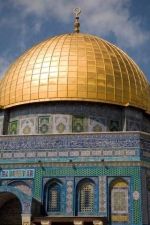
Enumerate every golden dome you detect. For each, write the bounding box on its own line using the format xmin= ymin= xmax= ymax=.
xmin=0 ymin=33 xmax=149 ymax=110
xmin=148 ymin=85 xmax=150 ymax=113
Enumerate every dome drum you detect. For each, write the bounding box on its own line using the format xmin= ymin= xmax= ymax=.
xmin=0 ymin=102 xmax=149 ymax=135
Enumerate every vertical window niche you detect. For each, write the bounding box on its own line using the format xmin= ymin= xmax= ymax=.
xmin=77 ymin=179 xmax=95 ymax=215
xmin=110 ymin=179 xmax=129 ymax=222
xmin=45 ymin=180 xmax=62 ymax=214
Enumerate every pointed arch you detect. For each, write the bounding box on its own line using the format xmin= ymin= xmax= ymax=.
xmin=0 ymin=186 xmax=32 ymax=214
xmin=0 ymin=192 xmax=22 ymax=225
xmin=76 ymin=178 xmax=96 ymax=216
xmin=109 ymin=178 xmax=129 ymax=222
xmin=44 ymin=178 xmax=62 ymax=215
xmin=8 ymin=180 xmax=32 ymax=196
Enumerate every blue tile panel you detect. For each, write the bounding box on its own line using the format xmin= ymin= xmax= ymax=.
xmin=0 ymin=132 xmax=140 ymax=151
xmin=0 ymin=169 xmax=35 ymax=179
xmin=140 ymin=134 xmax=150 ymax=161
xmin=0 ymin=132 xmax=144 ymax=163
xmin=0 ymin=186 xmax=32 ymax=214
xmin=33 ymin=166 xmax=142 ymax=225
xmin=99 ymin=176 xmax=107 ymax=217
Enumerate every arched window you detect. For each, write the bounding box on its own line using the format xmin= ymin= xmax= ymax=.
xmin=46 ymin=181 xmax=61 ymax=213
xmin=110 ymin=179 xmax=129 ymax=222
xmin=77 ymin=180 xmax=95 ymax=214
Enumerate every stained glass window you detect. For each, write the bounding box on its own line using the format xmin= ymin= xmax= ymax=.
xmin=79 ymin=182 xmax=94 ymax=212
xmin=47 ymin=183 xmax=61 ymax=212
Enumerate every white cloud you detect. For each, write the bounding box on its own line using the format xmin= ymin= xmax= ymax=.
xmin=12 ymin=0 xmax=150 ymax=48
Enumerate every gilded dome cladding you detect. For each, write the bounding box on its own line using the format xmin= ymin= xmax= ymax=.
xmin=0 ymin=33 xmax=149 ymax=111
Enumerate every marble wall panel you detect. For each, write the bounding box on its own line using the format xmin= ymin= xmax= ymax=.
xmin=88 ymin=117 xmax=106 ymax=132
xmin=9 ymin=181 xmax=32 ymax=196
xmin=0 ymin=116 xmax=4 ymax=135
xmin=53 ymin=114 xmax=71 ymax=133
xmin=38 ymin=116 xmax=53 ymax=134
xmin=19 ymin=117 xmax=36 ymax=135
xmin=8 ymin=120 xmax=18 ymax=135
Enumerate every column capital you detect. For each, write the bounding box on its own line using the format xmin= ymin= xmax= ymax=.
xmin=93 ymin=220 xmax=103 ymax=225
xmin=41 ymin=220 xmax=51 ymax=225
xmin=21 ymin=214 xmax=31 ymax=225
xmin=74 ymin=220 xmax=83 ymax=225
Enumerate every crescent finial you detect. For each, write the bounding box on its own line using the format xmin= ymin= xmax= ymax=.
xmin=73 ymin=8 xmax=81 ymax=33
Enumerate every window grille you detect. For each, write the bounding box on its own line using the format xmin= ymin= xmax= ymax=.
xmin=79 ymin=182 xmax=94 ymax=212
xmin=47 ymin=183 xmax=60 ymax=212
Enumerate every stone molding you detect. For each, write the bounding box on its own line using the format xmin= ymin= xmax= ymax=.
xmin=22 ymin=214 xmax=31 ymax=225
xmin=41 ymin=220 xmax=51 ymax=225
xmin=93 ymin=220 xmax=103 ymax=225
xmin=74 ymin=220 xmax=83 ymax=225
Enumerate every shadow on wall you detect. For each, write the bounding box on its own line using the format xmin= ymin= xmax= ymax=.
xmin=32 ymin=198 xmax=44 ymax=217
xmin=0 ymin=197 xmax=22 ymax=225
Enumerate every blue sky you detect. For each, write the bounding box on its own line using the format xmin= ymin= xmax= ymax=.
xmin=0 ymin=0 xmax=150 ymax=80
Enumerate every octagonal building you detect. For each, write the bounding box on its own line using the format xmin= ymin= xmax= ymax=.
xmin=0 ymin=12 xmax=150 ymax=225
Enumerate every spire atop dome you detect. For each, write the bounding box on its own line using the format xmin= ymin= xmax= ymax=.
xmin=73 ymin=7 xmax=81 ymax=33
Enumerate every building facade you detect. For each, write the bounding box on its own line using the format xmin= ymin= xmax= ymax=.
xmin=0 ymin=12 xmax=150 ymax=225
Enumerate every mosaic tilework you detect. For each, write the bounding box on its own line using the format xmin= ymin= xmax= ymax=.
xmin=109 ymin=120 xmax=120 ymax=131
xmin=141 ymin=168 xmax=148 ymax=225
xmin=66 ymin=177 xmax=74 ymax=215
xmin=34 ymin=168 xmax=43 ymax=202
xmin=0 ymin=169 xmax=35 ymax=179
xmin=22 ymin=201 xmax=32 ymax=214
xmin=143 ymin=117 xmax=150 ymax=133
xmin=8 ymin=120 xmax=18 ymax=134
xmin=5 ymin=101 xmax=150 ymax=135
xmin=2 ymin=179 xmax=32 ymax=187
xmin=147 ymin=175 xmax=150 ymax=223
xmin=127 ymin=119 xmax=141 ymax=131
xmin=8 ymin=181 xmax=32 ymax=196
xmin=32 ymin=166 xmax=142 ymax=224
xmin=72 ymin=116 xmax=85 ymax=132
xmin=140 ymin=134 xmax=150 ymax=161
xmin=0 ymin=132 xmax=144 ymax=162
xmin=125 ymin=108 xmax=143 ymax=133
xmin=7 ymin=113 xmax=119 ymax=134
xmin=0 ymin=186 xmax=32 ymax=214
xmin=99 ymin=176 xmax=107 ymax=216
xmin=7 ymin=109 xmax=122 ymax=135
xmin=88 ymin=117 xmax=106 ymax=132
xmin=0 ymin=132 xmax=141 ymax=151
xmin=6 ymin=101 xmax=150 ymax=134
xmin=53 ymin=114 xmax=71 ymax=133
xmin=19 ymin=118 xmax=36 ymax=135
xmin=132 ymin=168 xmax=142 ymax=225
xmin=0 ymin=132 xmax=143 ymax=163
xmin=0 ymin=148 xmax=138 ymax=162
xmin=38 ymin=116 xmax=52 ymax=134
